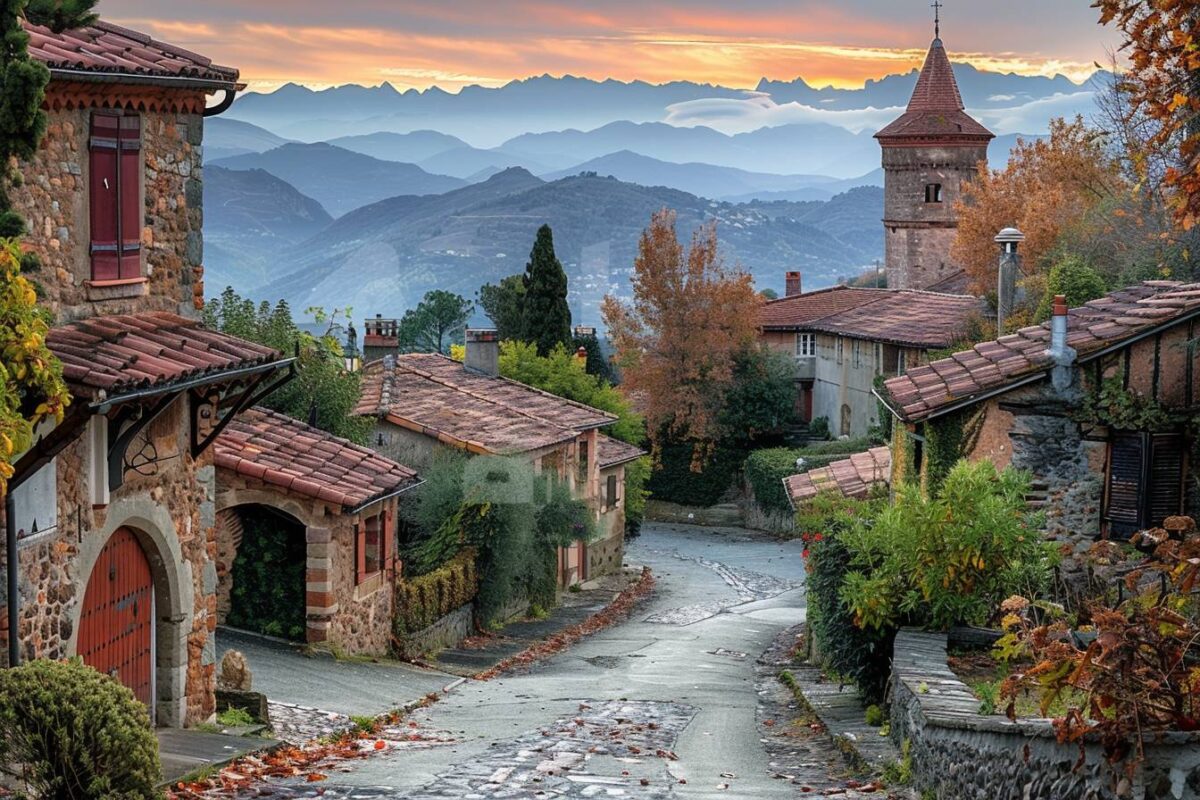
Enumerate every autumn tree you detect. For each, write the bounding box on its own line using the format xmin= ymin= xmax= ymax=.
xmin=520 ymin=225 xmax=572 ymax=356
xmin=602 ymin=209 xmax=761 ymax=465
xmin=1095 ymin=1 xmax=1200 ymax=230
xmin=397 ymin=289 xmax=472 ymax=354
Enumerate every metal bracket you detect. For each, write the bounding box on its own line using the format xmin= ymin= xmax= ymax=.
xmin=107 ymin=395 xmax=176 ymax=492
xmin=189 ymin=363 xmax=295 ymax=458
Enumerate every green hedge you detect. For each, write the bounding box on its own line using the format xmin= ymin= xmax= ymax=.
xmin=395 ymin=549 xmax=478 ymax=635
xmin=647 ymin=443 xmax=747 ymax=507
xmin=745 ymin=438 xmax=879 ymax=515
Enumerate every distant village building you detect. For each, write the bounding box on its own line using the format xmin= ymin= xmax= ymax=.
xmin=362 ymin=314 xmax=401 ymax=362
xmin=876 ymin=31 xmax=994 ymax=291
xmin=1 ymin=20 xmax=294 ymax=726
xmin=354 ymin=330 xmax=641 ymax=585
xmin=757 ymin=282 xmax=981 ymax=438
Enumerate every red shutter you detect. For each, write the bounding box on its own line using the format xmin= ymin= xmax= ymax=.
xmin=118 ymin=116 xmax=142 ymax=279
xmin=89 ymin=113 xmax=120 ymax=281
xmin=354 ymin=522 xmax=366 ymax=585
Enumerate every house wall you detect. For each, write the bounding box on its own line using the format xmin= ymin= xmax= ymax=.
xmin=760 ymin=330 xmax=816 ymax=380
xmin=813 ymin=334 xmax=922 ymax=438
xmin=590 ymin=463 xmax=627 ymax=579
xmin=14 ymin=102 xmax=206 ymax=324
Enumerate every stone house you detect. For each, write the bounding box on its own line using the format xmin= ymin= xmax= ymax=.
xmin=594 ymin=435 xmax=645 ymax=578
xmin=213 ymin=407 xmax=420 ymax=656
xmin=758 ymin=283 xmax=981 ymax=438
xmin=353 ymin=330 xmax=627 ymax=587
xmin=1 ymin=20 xmax=294 ymax=726
xmin=879 ymin=283 xmax=1200 ymax=570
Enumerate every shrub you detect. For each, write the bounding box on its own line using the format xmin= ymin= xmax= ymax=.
xmin=395 ymin=549 xmax=478 ymax=635
xmin=0 ymin=658 xmax=162 ymax=798
xmin=838 ymin=460 xmax=1055 ymax=631
xmin=800 ymin=491 xmax=895 ymax=703
xmin=807 ymin=416 xmax=830 ymax=440
xmin=745 ymin=448 xmax=805 ymax=514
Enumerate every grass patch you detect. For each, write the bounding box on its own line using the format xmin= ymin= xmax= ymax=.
xmin=216 ymin=707 xmax=256 ymax=727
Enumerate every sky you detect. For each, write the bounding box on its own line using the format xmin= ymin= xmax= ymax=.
xmin=101 ymin=1 xmax=1121 ymax=94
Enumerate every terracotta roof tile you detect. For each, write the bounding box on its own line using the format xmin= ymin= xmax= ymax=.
xmin=597 ymin=435 xmax=646 ymax=469
xmin=216 ymin=407 xmax=419 ymax=511
xmin=759 ymin=286 xmax=982 ymax=348
xmin=883 ymin=282 xmax=1200 ymax=422
xmin=47 ymin=312 xmax=284 ymax=401
xmin=26 ymin=19 xmax=238 ymax=87
xmin=785 ymin=447 xmax=891 ymax=508
xmin=875 ymin=39 xmax=993 ymax=142
xmin=354 ymin=354 xmax=617 ymax=455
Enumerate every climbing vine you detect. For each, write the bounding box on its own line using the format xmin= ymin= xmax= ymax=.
xmin=1076 ymin=374 xmax=1185 ymax=431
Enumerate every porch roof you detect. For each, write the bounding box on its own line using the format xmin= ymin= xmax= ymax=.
xmin=785 ymin=446 xmax=891 ymax=509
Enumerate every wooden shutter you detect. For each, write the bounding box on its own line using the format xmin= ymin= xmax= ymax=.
xmin=89 ymin=113 xmax=120 ymax=281
xmin=117 ymin=115 xmax=142 ymax=279
xmin=1106 ymin=432 xmax=1147 ymax=537
xmin=607 ymin=474 xmax=618 ymax=508
xmin=1148 ymin=433 xmax=1185 ymax=527
xmin=354 ymin=521 xmax=366 ymax=585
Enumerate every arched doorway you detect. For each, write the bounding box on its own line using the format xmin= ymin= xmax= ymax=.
xmin=218 ymin=505 xmax=307 ymax=641
xmin=78 ymin=528 xmax=155 ymax=708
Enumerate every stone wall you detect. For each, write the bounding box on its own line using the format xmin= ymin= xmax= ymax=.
xmin=13 ymin=104 xmax=206 ymax=323
xmin=890 ymin=630 xmax=1200 ymax=800
xmin=398 ymin=603 xmax=473 ymax=659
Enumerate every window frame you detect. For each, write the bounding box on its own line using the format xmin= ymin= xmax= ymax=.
xmin=88 ymin=110 xmax=142 ymax=283
xmin=1103 ymin=430 xmax=1186 ymax=537
xmin=355 ymin=510 xmax=390 ymax=585
xmin=794 ymin=332 xmax=816 ymax=359
xmin=924 ymin=183 xmax=944 ymax=204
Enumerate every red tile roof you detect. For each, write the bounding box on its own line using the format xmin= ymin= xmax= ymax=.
xmin=47 ymin=312 xmax=284 ymax=401
xmin=759 ymin=287 xmax=982 ymax=348
xmin=355 ymin=354 xmax=617 ymax=455
xmin=785 ymin=447 xmax=891 ymax=508
xmin=26 ymin=19 xmax=239 ymax=88
xmin=875 ymin=39 xmax=993 ymax=142
xmin=216 ymin=407 xmax=419 ymax=512
xmin=882 ymin=282 xmax=1200 ymax=422
xmin=597 ymin=435 xmax=646 ymax=469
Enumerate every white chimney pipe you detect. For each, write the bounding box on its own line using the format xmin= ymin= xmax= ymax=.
xmin=1046 ymin=294 xmax=1077 ymax=394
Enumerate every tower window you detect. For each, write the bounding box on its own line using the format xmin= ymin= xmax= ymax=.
xmin=924 ymin=183 xmax=944 ymax=204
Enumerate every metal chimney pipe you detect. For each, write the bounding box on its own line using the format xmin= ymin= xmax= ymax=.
xmin=994 ymin=227 xmax=1024 ymax=333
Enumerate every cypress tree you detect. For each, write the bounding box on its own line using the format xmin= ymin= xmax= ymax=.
xmin=520 ymin=224 xmax=571 ymax=356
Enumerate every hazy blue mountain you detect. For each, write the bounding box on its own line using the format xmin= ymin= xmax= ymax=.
xmin=327 ymin=130 xmax=470 ymax=163
xmin=225 ymin=68 xmax=1095 ymax=148
xmin=417 ymin=146 xmax=552 ymax=180
xmin=211 ymin=143 xmax=466 ymax=217
xmin=204 ymin=117 xmax=293 ymax=161
xmin=499 ymin=121 xmax=879 ymax=178
xmin=544 ymin=150 xmax=840 ymax=201
xmin=203 ymin=166 xmax=333 ymax=291
xmin=246 ymin=169 xmax=882 ymax=327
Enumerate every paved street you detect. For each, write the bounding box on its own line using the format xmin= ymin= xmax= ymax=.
xmin=215 ymin=524 xmax=880 ymax=798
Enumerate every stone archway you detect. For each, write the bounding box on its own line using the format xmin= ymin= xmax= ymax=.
xmin=66 ymin=498 xmax=193 ymax=727
xmin=215 ymin=504 xmax=307 ymax=641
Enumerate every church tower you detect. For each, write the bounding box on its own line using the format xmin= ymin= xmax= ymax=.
xmin=876 ymin=19 xmax=993 ymax=290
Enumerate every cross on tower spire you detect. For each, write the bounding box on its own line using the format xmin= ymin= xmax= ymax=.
xmin=931 ymin=0 xmax=942 ymax=39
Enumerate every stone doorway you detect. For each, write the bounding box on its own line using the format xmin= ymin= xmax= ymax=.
xmin=216 ymin=506 xmax=307 ymax=642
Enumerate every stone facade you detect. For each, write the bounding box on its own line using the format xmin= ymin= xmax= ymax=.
xmin=882 ymin=143 xmax=987 ymax=291
xmin=590 ymin=463 xmax=628 ymax=579
xmin=890 ymin=630 xmax=1200 ymax=800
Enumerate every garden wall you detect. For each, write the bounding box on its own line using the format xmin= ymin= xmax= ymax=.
xmin=889 ymin=630 xmax=1200 ymax=800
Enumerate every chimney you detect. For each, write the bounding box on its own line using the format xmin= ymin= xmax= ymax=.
xmin=994 ymin=227 xmax=1024 ymax=333
xmin=464 ymin=329 xmax=500 ymax=377
xmin=1046 ymin=294 xmax=1077 ymax=394
xmin=785 ymin=271 xmax=803 ymax=297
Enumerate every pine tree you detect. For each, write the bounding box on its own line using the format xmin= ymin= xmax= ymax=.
xmin=520 ymin=224 xmax=571 ymax=356
xmin=24 ymin=0 xmax=98 ymax=33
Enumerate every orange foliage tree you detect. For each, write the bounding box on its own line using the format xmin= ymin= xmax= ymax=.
xmin=601 ymin=209 xmax=760 ymax=466
xmin=952 ymin=118 xmax=1130 ymax=296
xmin=1095 ymin=0 xmax=1200 ymax=231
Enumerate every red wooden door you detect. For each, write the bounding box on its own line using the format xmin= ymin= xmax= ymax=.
xmin=78 ymin=528 xmax=154 ymax=709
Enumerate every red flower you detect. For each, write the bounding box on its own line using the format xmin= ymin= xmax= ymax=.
xmin=802 ymin=549 xmax=810 ymax=558
xmin=814 ymin=533 xmax=824 ymax=542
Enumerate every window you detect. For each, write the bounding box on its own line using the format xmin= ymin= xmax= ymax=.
xmin=355 ymin=511 xmax=389 ymax=584
xmin=606 ymin=473 xmax=620 ymax=509
xmin=794 ymin=333 xmax=816 ymax=359
xmin=577 ymin=439 xmax=589 ymax=485
xmin=851 ymin=340 xmax=863 ymax=369
xmin=924 ymin=183 xmax=943 ymax=204
xmin=1105 ymin=431 xmax=1185 ymax=537
xmin=836 ymin=337 xmax=844 ymax=365
xmin=89 ymin=112 xmax=142 ymax=281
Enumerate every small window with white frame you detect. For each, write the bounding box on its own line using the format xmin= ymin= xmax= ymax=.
xmin=794 ymin=332 xmax=816 ymax=358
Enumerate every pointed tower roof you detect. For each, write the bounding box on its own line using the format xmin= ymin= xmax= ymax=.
xmin=875 ymin=38 xmax=993 ymax=142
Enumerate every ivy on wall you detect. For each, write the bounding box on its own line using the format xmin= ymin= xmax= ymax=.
xmin=1077 ymin=374 xmax=1185 ymax=431
xmin=226 ymin=508 xmax=307 ymax=641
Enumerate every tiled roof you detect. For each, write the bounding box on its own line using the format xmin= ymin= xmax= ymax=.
xmin=597 ymin=435 xmax=646 ymax=469
xmin=215 ymin=407 xmax=419 ymax=512
xmin=882 ymin=282 xmax=1200 ymax=422
xmin=47 ymin=312 xmax=284 ymax=401
xmin=26 ymin=19 xmax=239 ymax=87
xmin=924 ymin=270 xmax=973 ymax=295
xmin=785 ymin=447 xmax=891 ymax=508
xmin=875 ymin=39 xmax=993 ymax=141
xmin=758 ymin=287 xmax=890 ymax=330
xmin=355 ymin=354 xmax=617 ymax=455
xmin=759 ymin=287 xmax=981 ymax=348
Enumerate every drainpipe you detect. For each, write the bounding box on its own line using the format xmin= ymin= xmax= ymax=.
xmin=994 ymin=227 xmax=1024 ymax=334
xmin=1047 ymin=294 xmax=1077 ymax=395
xmin=5 ymin=490 xmax=16 ymax=667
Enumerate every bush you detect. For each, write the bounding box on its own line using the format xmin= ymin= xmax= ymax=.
xmin=395 ymin=549 xmax=478 ymax=635
xmin=838 ymin=460 xmax=1055 ymax=632
xmin=808 ymin=416 xmax=830 ymax=440
xmin=0 ymin=658 xmax=162 ymax=798
xmin=800 ymin=491 xmax=894 ymax=703
xmin=745 ymin=448 xmax=805 ymax=514
xmin=647 ymin=442 xmax=746 ymax=506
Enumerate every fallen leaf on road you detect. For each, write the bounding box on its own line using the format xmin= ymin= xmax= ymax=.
xmin=306 ymin=774 xmax=327 ymax=783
